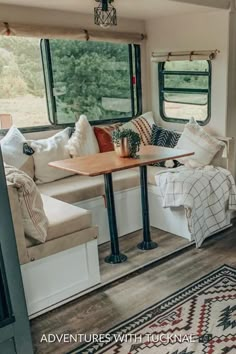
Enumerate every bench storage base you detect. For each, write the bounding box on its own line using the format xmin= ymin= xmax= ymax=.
xmin=76 ymin=187 xmax=143 ymax=245
xmin=77 ymin=185 xmax=233 ymax=244
xmin=148 ymin=185 xmax=232 ymax=241
xmin=21 ymin=239 xmax=100 ymax=317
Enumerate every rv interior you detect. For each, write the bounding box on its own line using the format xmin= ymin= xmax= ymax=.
xmin=0 ymin=0 xmax=236 ymax=353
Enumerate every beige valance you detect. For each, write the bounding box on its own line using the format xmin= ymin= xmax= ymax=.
xmin=151 ymin=50 xmax=219 ymax=62
xmin=0 ymin=22 xmax=146 ymax=44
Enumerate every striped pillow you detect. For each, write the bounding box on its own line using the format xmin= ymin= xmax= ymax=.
xmin=120 ymin=112 xmax=155 ymax=145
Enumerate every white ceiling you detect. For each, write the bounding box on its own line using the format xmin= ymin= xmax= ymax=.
xmin=0 ymin=0 xmax=220 ymax=20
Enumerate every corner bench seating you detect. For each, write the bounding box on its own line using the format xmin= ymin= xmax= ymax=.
xmin=7 ymin=161 xmax=164 ymax=317
xmin=4 ymin=123 xmax=234 ymax=317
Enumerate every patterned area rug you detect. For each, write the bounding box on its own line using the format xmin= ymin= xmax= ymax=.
xmin=70 ymin=265 xmax=236 ymax=354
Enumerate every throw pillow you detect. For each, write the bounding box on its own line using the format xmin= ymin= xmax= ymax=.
xmin=151 ymin=125 xmax=182 ymax=168
xmin=4 ymin=163 xmax=48 ymax=243
xmin=27 ymin=128 xmax=74 ymax=184
xmin=0 ymin=126 xmax=34 ymax=179
xmin=66 ymin=115 xmax=99 ymax=157
xmin=175 ymin=118 xmax=225 ymax=168
xmin=93 ymin=123 xmax=122 ymax=153
xmin=120 ymin=112 xmax=155 ymax=145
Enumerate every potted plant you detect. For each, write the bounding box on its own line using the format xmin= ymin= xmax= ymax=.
xmin=112 ymin=128 xmax=141 ymax=158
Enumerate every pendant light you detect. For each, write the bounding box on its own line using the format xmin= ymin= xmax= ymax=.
xmin=94 ymin=0 xmax=117 ymax=29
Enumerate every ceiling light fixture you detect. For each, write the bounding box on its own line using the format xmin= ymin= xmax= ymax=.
xmin=94 ymin=0 xmax=117 ymax=29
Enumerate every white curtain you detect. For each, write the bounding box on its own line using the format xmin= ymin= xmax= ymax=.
xmin=0 ymin=22 xmax=146 ymax=44
xmin=151 ymin=50 xmax=219 ymax=62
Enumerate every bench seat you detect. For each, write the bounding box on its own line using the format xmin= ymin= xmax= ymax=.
xmin=37 ymin=169 xmax=140 ymax=203
xmin=8 ymin=183 xmax=100 ymax=316
xmin=147 ymin=166 xmax=165 ymax=185
xmin=26 ymin=194 xmax=93 ymax=247
xmin=8 ymin=184 xmax=98 ymax=264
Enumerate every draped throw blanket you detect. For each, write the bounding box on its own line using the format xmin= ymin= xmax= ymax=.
xmin=4 ymin=164 xmax=48 ymax=243
xmin=155 ymin=166 xmax=236 ymax=247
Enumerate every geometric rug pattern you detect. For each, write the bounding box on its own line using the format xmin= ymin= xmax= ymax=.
xmin=69 ymin=265 xmax=236 ymax=354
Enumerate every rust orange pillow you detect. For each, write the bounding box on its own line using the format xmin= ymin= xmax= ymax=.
xmin=93 ymin=127 xmax=114 ymax=153
xmin=93 ymin=123 xmax=122 ymax=153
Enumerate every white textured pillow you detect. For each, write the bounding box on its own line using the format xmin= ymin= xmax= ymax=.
xmin=176 ymin=118 xmax=225 ymax=168
xmin=1 ymin=126 xmax=34 ymax=179
xmin=28 ymin=128 xmax=73 ymax=184
xmin=67 ymin=115 xmax=99 ymax=157
xmin=5 ymin=163 xmax=48 ymax=243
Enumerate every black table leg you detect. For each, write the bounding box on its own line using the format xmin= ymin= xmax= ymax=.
xmin=137 ymin=165 xmax=158 ymax=250
xmin=104 ymin=173 xmax=128 ymax=264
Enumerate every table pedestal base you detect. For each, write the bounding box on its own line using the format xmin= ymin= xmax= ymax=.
xmin=105 ymin=253 xmax=128 ymax=264
xmin=137 ymin=241 xmax=158 ymax=251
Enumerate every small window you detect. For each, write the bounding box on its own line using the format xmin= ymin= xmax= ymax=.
xmin=159 ymin=60 xmax=211 ymax=124
xmin=41 ymin=39 xmax=142 ymax=125
xmin=0 ymin=37 xmax=48 ymax=128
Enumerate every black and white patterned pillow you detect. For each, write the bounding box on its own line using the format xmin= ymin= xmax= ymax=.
xmin=151 ymin=125 xmax=182 ymax=168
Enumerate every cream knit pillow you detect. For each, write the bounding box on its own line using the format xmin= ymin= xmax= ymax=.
xmin=176 ymin=118 xmax=225 ymax=168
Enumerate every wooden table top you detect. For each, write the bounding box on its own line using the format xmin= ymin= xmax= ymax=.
xmin=49 ymin=145 xmax=194 ymax=177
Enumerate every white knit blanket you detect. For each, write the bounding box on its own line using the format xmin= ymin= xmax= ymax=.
xmin=155 ymin=166 xmax=236 ymax=247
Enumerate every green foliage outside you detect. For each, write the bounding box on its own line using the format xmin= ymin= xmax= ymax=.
xmin=0 ymin=37 xmax=45 ymax=98
xmin=49 ymin=40 xmax=132 ymax=123
xmin=0 ymin=37 xmax=133 ymax=123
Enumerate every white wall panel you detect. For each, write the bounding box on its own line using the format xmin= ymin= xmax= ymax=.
xmin=145 ymin=11 xmax=229 ymax=136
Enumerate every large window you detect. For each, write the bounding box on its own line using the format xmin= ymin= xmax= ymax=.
xmin=159 ymin=60 xmax=211 ymax=124
xmin=0 ymin=37 xmax=141 ymax=129
xmin=41 ymin=39 xmax=141 ymax=125
xmin=0 ymin=37 xmax=48 ymax=128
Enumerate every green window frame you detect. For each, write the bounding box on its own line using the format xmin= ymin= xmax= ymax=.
xmin=158 ymin=60 xmax=211 ymax=125
xmin=40 ymin=39 xmax=142 ymax=126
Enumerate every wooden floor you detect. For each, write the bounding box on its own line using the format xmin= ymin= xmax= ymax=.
xmin=31 ymin=224 xmax=236 ymax=354
xmin=99 ymin=227 xmax=189 ymax=283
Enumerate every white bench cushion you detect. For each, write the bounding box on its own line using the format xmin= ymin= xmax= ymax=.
xmin=147 ymin=166 xmax=166 ymax=185
xmin=26 ymin=194 xmax=92 ymax=247
xmin=37 ymin=169 xmax=140 ymax=204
